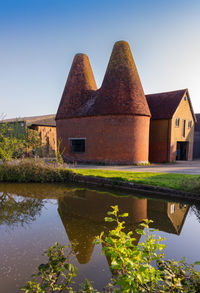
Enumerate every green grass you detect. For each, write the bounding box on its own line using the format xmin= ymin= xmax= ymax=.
xmin=72 ymin=169 xmax=200 ymax=194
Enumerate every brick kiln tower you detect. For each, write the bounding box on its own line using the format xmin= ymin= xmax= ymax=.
xmin=56 ymin=41 xmax=151 ymax=164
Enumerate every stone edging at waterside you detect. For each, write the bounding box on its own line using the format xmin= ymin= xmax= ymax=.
xmin=69 ymin=173 xmax=200 ymax=203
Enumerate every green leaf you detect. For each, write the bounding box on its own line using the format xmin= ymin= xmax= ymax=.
xmin=104 ymin=217 xmax=114 ymax=222
xmin=119 ymin=213 xmax=129 ymax=218
xmin=135 ymin=229 xmax=145 ymax=235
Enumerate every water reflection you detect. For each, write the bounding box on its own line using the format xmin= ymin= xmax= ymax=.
xmin=0 ymin=192 xmax=44 ymax=228
xmin=147 ymin=200 xmax=189 ymax=235
xmin=57 ymin=189 xmax=189 ymax=265
xmin=58 ymin=189 xmax=147 ymax=264
xmin=191 ymin=204 xmax=200 ymax=223
xmin=0 ymin=183 xmax=198 ymax=292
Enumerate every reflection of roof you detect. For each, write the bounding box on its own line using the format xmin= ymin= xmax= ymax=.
xmin=150 ymin=211 xmax=179 ymax=234
xmin=146 ymin=89 xmax=196 ymax=121
xmin=2 ymin=114 xmax=56 ymax=127
xmin=148 ymin=200 xmax=189 ymax=235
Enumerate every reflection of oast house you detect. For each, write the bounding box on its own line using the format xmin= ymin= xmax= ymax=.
xmin=56 ymin=40 xmax=196 ymax=163
xmin=58 ymin=190 xmax=188 ymax=264
xmin=58 ymin=190 xmax=147 ymax=264
xmin=147 ymin=200 xmax=189 ymax=235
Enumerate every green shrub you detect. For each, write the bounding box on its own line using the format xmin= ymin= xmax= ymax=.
xmin=0 ymin=160 xmax=71 ymax=183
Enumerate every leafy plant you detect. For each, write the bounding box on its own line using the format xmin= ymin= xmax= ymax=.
xmin=21 ymin=242 xmax=78 ymax=293
xmin=22 ymin=206 xmax=200 ymax=292
xmin=157 ymin=258 xmax=200 ymax=292
xmin=95 ymin=206 xmax=200 ymax=292
xmin=95 ymin=206 xmax=165 ymax=292
xmin=26 ymin=128 xmax=43 ymax=158
xmin=55 ymin=139 xmax=65 ymax=165
xmin=0 ymin=160 xmax=71 ymax=183
xmin=0 ymin=120 xmax=26 ymax=161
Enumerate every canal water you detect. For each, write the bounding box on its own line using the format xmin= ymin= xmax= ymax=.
xmin=0 ymin=183 xmax=200 ymax=292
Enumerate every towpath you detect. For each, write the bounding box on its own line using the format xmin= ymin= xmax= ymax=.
xmin=71 ymin=160 xmax=200 ymax=175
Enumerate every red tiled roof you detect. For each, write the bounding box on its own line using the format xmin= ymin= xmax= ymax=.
xmin=146 ymin=89 xmax=188 ymax=119
xmin=88 ymin=41 xmax=151 ymax=117
xmin=56 ymin=54 xmax=97 ymax=120
xmin=56 ymin=41 xmax=151 ymax=120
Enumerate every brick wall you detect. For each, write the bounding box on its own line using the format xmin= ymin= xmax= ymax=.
xmin=56 ymin=115 xmax=150 ymax=164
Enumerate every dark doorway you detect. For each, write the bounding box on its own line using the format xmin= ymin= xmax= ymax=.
xmin=176 ymin=142 xmax=188 ymax=160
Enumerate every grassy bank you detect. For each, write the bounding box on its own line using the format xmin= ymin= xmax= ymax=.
xmin=72 ymin=169 xmax=200 ymax=194
xmin=0 ymin=161 xmax=200 ymax=194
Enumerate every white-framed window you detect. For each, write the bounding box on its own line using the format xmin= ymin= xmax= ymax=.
xmin=188 ymin=120 xmax=192 ymax=129
xmin=175 ymin=118 xmax=180 ymax=127
xmin=170 ymin=204 xmax=175 ymax=214
xmin=69 ymin=138 xmax=85 ymax=153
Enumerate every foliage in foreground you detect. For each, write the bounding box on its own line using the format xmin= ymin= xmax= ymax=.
xmin=22 ymin=206 xmax=200 ymax=293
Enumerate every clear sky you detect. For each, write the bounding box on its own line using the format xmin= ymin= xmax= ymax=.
xmin=1 ymin=0 xmax=200 ymax=118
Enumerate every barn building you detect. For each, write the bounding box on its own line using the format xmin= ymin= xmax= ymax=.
xmin=56 ymin=41 xmax=151 ymax=164
xmin=146 ymin=89 xmax=196 ymax=162
xmin=56 ymin=41 xmax=196 ymax=164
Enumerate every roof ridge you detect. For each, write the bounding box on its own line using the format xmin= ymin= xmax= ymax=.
xmin=146 ymin=89 xmax=187 ymax=96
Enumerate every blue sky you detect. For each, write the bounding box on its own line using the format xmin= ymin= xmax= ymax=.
xmin=1 ymin=0 xmax=200 ymax=118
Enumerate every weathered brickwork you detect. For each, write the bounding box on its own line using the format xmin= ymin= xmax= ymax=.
xmin=32 ymin=125 xmax=57 ymax=157
xmin=57 ymin=115 xmax=149 ymax=164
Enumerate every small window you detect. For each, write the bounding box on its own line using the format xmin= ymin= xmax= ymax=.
xmin=175 ymin=118 xmax=180 ymax=127
xmin=70 ymin=139 xmax=85 ymax=153
xmin=188 ymin=120 xmax=192 ymax=129
xmin=182 ymin=120 xmax=186 ymax=138
xmin=170 ymin=204 xmax=175 ymax=214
